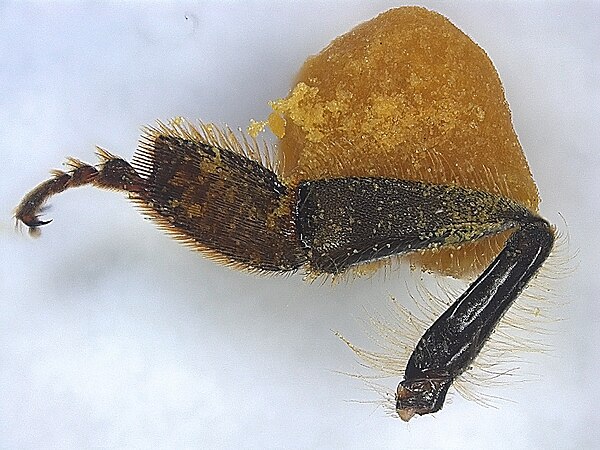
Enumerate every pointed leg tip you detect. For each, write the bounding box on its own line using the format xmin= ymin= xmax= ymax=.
xmin=16 ymin=214 xmax=53 ymax=229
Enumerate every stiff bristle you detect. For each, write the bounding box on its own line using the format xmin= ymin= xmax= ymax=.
xmin=138 ymin=118 xmax=277 ymax=172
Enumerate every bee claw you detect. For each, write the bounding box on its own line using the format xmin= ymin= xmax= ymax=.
xmin=18 ymin=214 xmax=53 ymax=228
xmin=31 ymin=218 xmax=53 ymax=227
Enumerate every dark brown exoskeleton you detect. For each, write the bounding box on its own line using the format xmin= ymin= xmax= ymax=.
xmin=15 ymin=120 xmax=554 ymax=421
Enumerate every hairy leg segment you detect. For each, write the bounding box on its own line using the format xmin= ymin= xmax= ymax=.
xmin=15 ymin=128 xmax=554 ymax=420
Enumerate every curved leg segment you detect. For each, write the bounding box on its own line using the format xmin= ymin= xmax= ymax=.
xmin=15 ymin=149 xmax=146 ymax=235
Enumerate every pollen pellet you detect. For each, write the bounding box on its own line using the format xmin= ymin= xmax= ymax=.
xmin=272 ymin=6 xmax=539 ymax=277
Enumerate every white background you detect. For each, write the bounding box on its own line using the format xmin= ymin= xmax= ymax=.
xmin=1 ymin=2 xmax=598 ymax=448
